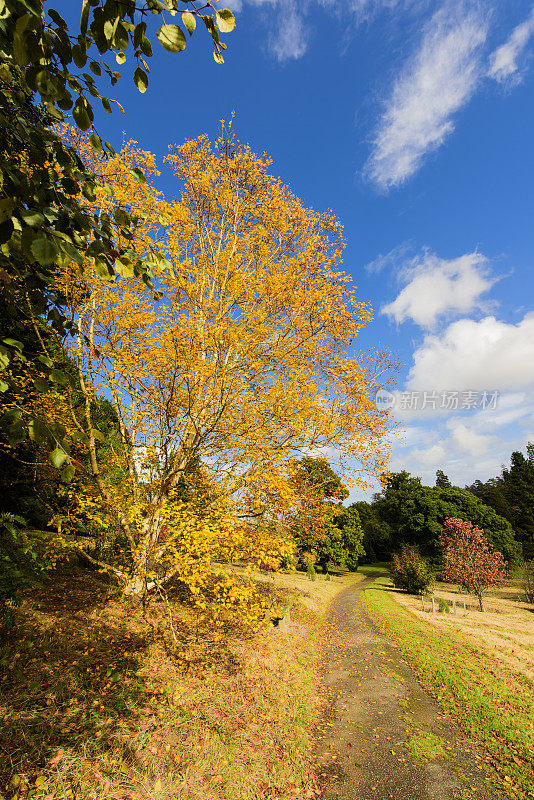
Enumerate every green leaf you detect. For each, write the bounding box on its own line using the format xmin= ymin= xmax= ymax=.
xmin=33 ymin=376 xmax=49 ymax=393
xmin=102 ymin=96 xmax=112 ymax=113
xmin=203 ymin=15 xmax=219 ymax=43
xmin=0 ymin=219 xmax=14 ymax=245
xmin=133 ymin=66 xmax=148 ymax=93
xmin=61 ymin=464 xmax=75 ymax=484
xmin=8 ymin=421 xmax=26 ymax=447
xmin=0 ymin=198 xmax=14 ymax=224
xmin=35 ymin=69 xmax=53 ymax=96
xmin=140 ymin=36 xmax=153 ymax=57
xmin=91 ymin=428 xmax=105 ymax=442
xmin=216 ymin=9 xmax=236 ymax=33
xmin=112 ymin=21 xmax=129 ymax=51
xmin=57 ymin=92 xmax=73 ymax=111
xmin=129 ymin=167 xmax=147 ymax=184
xmin=89 ymin=133 xmax=102 ymax=152
xmin=93 ymin=257 xmax=114 ymax=280
xmin=156 ymin=24 xmax=187 ymax=53
xmin=0 ymin=379 xmax=8 ymax=393
xmin=71 ymin=430 xmax=89 ymax=444
xmin=80 ymin=0 xmax=90 ymax=34
xmin=0 ymin=409 xmax=21 ymax=427
xmin=82 ymin=179 xmax=97 ymax=200
xmin=48 ymin=8 xmax=67 ymax=27
xmin=72 ymin=43 xmax=87 ymax=68
xmin=28 ymin=417 xmax=50 ymax=444
xmin=86 ymin=239 xmax=108 ymax=258
xmin=49 ymin=447 xmax=68 ymax=469
xmin=89 ymin=60 xmax=102 ymax=76
xmin=31 ymin=238 xmax=59 ymax=266
xmin=50 ymin=369 xmax=69 ymax=386
xmin=134 ymin=21 xmax=146 ymax=49
xmin=72 ymin=97 xmax=92 ymax=131
xmin=2 ymin=339 xmax=23 ymax=352
xmin=21 ymin=209 xmax=45 ymax=226
xmin=182 ymin=11 xmax=196 ymax=35
xmin=0 ymin=351 xmax=10 ymax=371
xmin=116 ymin=255 xmax=135 ymax=278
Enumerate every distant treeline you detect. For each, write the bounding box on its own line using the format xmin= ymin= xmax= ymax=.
xmin=350 ymin=445 xmax=534 ymax=565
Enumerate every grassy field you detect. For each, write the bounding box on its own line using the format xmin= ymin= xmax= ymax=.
xmin=363 ymin=576 xmax=534 ymax=800
xmin=390 ymin=575 xmax=534 ymax=682
xmin=0 ymin=567 xmax=360 ymax=800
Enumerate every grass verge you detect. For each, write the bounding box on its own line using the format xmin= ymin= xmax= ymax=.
xmin=356 ymin=563 xmax=389 ymax=577
xmin=405 ymin=731 xmax=447 ymax=762
xmin=362 ymin=579 xmax=534 ymax=800
xmin=0 ymin=567 xmax=358 ymax=800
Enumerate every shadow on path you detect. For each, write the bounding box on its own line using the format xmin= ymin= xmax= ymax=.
xmin=314 ymin=576 xmax=499 ymax=800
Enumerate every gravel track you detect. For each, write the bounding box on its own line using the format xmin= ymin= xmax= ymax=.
xmin=314 ymin=576 xmax=500 ymax=800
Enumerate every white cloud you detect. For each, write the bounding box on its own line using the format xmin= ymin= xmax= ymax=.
xmin=382 ymin=250 xmax=496 ymax=328
xmin=222 ymin=0 xmax=243 ymax=11
xmin=364 ymin=241 xmax=412 ymax=274
xmin=394 ymin=424 xmax=428 ymax=446
xmin=269 ymin=1 xmax=308 ymax=60
xmin=346 ymin=0 xmax=422 ymax=19
xmin=366 ymin=3 xmax=489 ymax=190
xmin=407 ymin=312 xmax=534 ymax=392
xmin=469 ymin=392 xmax=532 ymax=431
xmin=447 ymin=421 xmax=494 ymax=456
xmin=409 ymin=442 xmax=448 ymax=465
xmin=489 ymin=6 xmax=534 ymax=84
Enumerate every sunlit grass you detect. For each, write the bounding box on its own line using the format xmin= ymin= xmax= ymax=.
xmin=363 ymin=580 xmax=534 ymax=800
xmin=356 ymin=562 xmax=390 ymax=577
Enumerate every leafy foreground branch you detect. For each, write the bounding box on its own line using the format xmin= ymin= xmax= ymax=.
xmin=0 ymin=0 xmax=235 ymax=464
xmin=363 ymin=581 xmax=534 ymax=800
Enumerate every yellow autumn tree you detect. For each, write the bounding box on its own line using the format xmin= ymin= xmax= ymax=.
xmin=54 ymin=126 xmax=393 ymax=600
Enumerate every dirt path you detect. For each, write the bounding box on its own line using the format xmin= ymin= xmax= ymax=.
xmin=314 ymin=576 xmax=500 ymax=800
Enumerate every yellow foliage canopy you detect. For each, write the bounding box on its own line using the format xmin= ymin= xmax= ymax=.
xmin=55 ymin=126 xmax=394 ymax=605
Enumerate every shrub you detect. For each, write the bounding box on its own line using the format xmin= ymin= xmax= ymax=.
xmin=438 ymin=598 xmax=450 ymax=613
xmin=390 ymin=545 xmax=434 ymax=594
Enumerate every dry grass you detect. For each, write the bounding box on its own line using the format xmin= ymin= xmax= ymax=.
xmin=0 ymin=567 xmax=359 ymax=800
xmin=387 ymin=578 xmax=534 ymax=683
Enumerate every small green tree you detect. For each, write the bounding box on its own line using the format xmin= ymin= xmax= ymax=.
xmin=350 ymin=500 xmax=392 ymax=561
xmin=291 ymin=458 xmax=364 ymax=572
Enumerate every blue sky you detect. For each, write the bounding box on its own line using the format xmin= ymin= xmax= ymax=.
xmin=58 ymin=0 xmax=534 ymax=497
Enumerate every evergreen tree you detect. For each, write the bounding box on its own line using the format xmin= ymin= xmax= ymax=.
xmin=374 ymin=472 xmax=520 ymax=564
xmin=501 ymin=445 xmax=534 ymax=559
xmin=435 ymin=470 xmax=452 ymax=488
